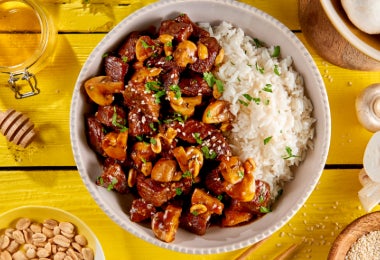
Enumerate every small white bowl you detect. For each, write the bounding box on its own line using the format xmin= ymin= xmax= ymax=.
xmin=0 ymin=206 xmax=104 ymax=260
xmin=70 ymin=0 xmax=331 ymax=254
xmin=320 ymin=0 xmax=380 ymax=62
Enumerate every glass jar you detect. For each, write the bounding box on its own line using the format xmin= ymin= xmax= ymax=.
xmin=0 ymin=0 xmax=56 ymax=98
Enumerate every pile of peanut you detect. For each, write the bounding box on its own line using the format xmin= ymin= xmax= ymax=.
xmin=0 ymin=217 xmax=94 ymax=260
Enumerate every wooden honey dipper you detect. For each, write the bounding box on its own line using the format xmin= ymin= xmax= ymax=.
xmin=0 ymin=109 xmax=36 ymax=148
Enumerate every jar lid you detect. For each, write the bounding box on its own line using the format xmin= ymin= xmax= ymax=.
xmin=0 ymin=0 xmax=56 ymax=98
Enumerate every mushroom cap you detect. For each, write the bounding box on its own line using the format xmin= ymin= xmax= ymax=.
xmin=355 ymin=83 xmax=380 ymax=132
xmin=341 ymin=0 xmax=380 ymax=34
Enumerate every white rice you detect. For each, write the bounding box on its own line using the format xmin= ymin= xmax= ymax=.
xmin=204 ymin=22 xmax=315 ymax=199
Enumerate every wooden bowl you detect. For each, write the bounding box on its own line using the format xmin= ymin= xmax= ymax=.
xmin=328 ymin=211 xmax=380 ymax=259
xmin=299 ymin=0 xmax=380 ymax=71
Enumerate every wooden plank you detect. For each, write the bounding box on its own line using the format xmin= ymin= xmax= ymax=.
xmin=38 ymin=0 xmax=301 ymax=33
xmin=0 ymin=169 xmax=376 ymax=259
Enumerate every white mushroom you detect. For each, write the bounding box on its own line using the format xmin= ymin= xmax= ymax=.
xmin=355 ymin=83 xmax=380 ymax=132
xmin=341 ymin=0 xmax=380 ymax=34
xmin=358 ymin=131 xmax=380 ymax=212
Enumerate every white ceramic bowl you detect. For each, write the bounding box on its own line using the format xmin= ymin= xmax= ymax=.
xmin=0 ymin=206 xmax=104 ymax=259
xmin=70 ymin=0 xmax=331 ymax=254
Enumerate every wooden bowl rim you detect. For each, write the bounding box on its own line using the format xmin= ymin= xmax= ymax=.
xmin=328 ymin=211 xmax=380 ymax=259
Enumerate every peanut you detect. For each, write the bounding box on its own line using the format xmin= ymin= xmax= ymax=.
xmin=0 ymin=218 xmax=95 ymax=260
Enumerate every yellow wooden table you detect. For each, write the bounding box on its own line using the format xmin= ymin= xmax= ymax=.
xmin=0 ymin=0 xmax=379 ymax=259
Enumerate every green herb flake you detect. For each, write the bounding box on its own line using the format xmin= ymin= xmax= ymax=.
xmin=258 ymin=195 xmax=264 ymax=203
xmin=282 ymin=146 xmax=299 ymax=160
xmin=121 ymin=56 xmax=128 ymax=63
xmin=203 ymin=72 xmax=215 ymax=87
xmin=274 ymin=64 xmax=281 ymax=76
xmin=259 ymin=206 xmax=271 ymax=213
xmin=97 ymin=176 xmax=104 ymax=185
xmin=149 ymin=122 xmax=156 ymax=131
xmin=253 ymin=97 xmax=261 ymax=105
xmin=165 ymin=55 xmax=173 ymax=61
xmin=102 ymin=53 xmax=109 ymax=58
xmin=263 ymin=136 xmax=272 ymax=145
xmin=217 ymin=195 xmax=223 ymax=201
xmin=170 ymin=85 xmax=182 ymax=99
xmin=238 ymin=171 xmax=244 ymax=179
xmin=255 ymin=62 xmax=264 ymax=74
xmin=193 ymin=133 xmax=203 ymax=145
xmin=154 ymin=90 xmax=166 ymax=104
xmin=150 ymin=137 xmax=157 ymax=145
xmin=243 ymin=93 xmax=253 ymax=101
xmin=111 ymin=107 xmax=128 ymax=132
xmin=216 ymin=79 xmax=224 ymax=93
xmin=238 ymin=99 xmax=249 ymax=107
xmin=182 ymin=171 xmax=192 ymax=178
xmin=263 ymin=84 xmax=273 ymax=93
xmin=201 ymin=146 xmax=217 ymax=160
xmin=107 ymin=178 xmax=118 ymax=191
xmin=253 ymin=38 xmax=265 ymax=48
xmin=175 ymin=188 xmax=183 ymax=196
xmin=141 ymin=39 xmax=154 ymax=49
xmin=271 ymin=45 xmax=281 ymax=58
xmin=145 ymin=81 xmax=161 ymax=92
xmin=191 ymin=211 xmax=199 ymax=216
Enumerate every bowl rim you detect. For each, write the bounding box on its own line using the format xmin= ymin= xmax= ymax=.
xmin=70 ymin=0 xmax=331 ymax=254
xmin=0 ymin=205 xmax=105 ymax=260
xmin=320 ymin=0 xmax=380 ymax=61
xmin=328 ymin=211 xmax=380 ymax=259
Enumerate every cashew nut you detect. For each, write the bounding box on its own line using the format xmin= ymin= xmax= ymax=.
xmin=151 ymin=205 xmax=182 ymax=243
xmin=151 ymin=158 xmax=178 ymax=182
xmin=173 ymin=40 xmax=197 ymax=67
xmin=202 ymin=100 xmax=233 ymax=124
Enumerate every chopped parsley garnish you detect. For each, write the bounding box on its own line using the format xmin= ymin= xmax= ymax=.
xmin=203 ymin=72 xmax=224 ymax=93
xmin=182 ymin=171 xmax=192 ymax=178
xmin=102 ymin=53 xmax=108 ymax=58
xmin=191 ymin=211 xmax=199 ymax=216
xmin=263 ymin=84 xmax=273 ymax=93
xmin=145 ymin=81 xmax=161 ymax=92
xmin=149 ymin=122 xmax=156 ymax=131
xmin=193 ymin=132 xmax=203 ymax=145
xmin=243 ymin=93 xmax=253 ymax=101
xmin=141 ymin=39 xmax=154 ymax=49
xmin=259 ymin=206 xmax=271 ymax=213
xmin=255 ymin=62 xmax=264 ymax=74
xmin=111 ymin=107 xmax=128 ymax=132
xmin=253 ymin=38 xmax=265 ymax=48
xmin=165 ymin=55 xmax=173 ymax=61
xmin=150 ymin=137 xmax=157 ymax=145
xmin=217 ymin=195 xmax=223 ymax=201
xmin=282 ymin=146 xmax=299 ymax=159
xmin=201 ymin=146 xmax=217 ymax=160
xmin=175 ymin=188 xmax=183 ymax=196
xmin=238 ymin=99 xmax=249 ymax=107
xmin=238 ymin=171 xmax=244 ymax=179
xmin=97 ymin=176 xmax=104 ymax=185
xmin=107 ymin=178 xmax=118 ymax=191
xmin=271 ymin=46 xmax=281 ymax=58
xmin=121 ymin=56 xmax=128 ymax=63
xmin=274 ymin=64 xmax=281 ymax=76
xmin=264 ymin=136 xmax=272 ymax=145
xmin=258 ymin=195 xmax=264 ymax=203
xmin=169 ymin=84 xmax=181 ymax=99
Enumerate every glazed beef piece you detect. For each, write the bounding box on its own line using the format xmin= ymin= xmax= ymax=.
xmin=227 ymin=180 xmax=272 ymax=214
xmin=178 ymin=72 xmax=212 ymax=97
xmin=174 ymin=13 xmax=210 ymax=38
xmin=130 ymin=198 xmax=157 ymax=223
xmin=123 ymin=82 xmax=161 ymax=121
xmin=86 ymin=116 xmax=105 ymax=156
xmin=136 ymin=174 xmax=192 ymax=207
xmin=95 ymin=105 xmax=127 ymax=130
xmin=189 ymin=36 xmax=222 ymax=73
xmin=104 ymin=55 xmax=129 ymax=82
xmin=128 ymin=108 xmax=156 ymax=137
xmin=180 ymin=211 xmax=211 ymax=235
xmin=159 ymin=19 xmax=193 ymax=42
xmin=168 ymin=119 xmax=232 ymax=160
xmin=204 ymin=167 xmax=225 ymax=195
xmin=96 ymin=161 xmax=129 ymax=193
xmin=118 ymin=31 xmax=141 ymax=62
